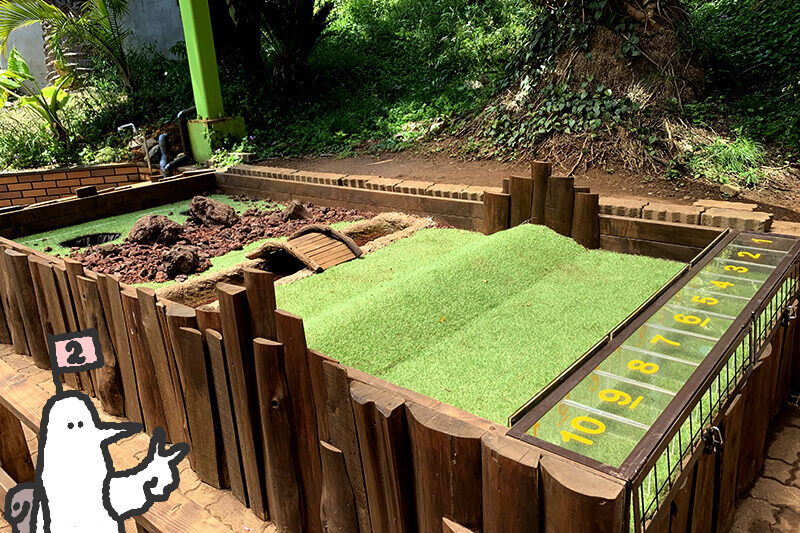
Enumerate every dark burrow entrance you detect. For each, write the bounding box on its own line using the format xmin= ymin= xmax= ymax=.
xmin=59 ymin=232 xmax=121 ymax=248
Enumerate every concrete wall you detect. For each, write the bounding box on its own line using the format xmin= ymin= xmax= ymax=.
xmin=1 ymin=22 xmax=49 ymax=87
xmin=124 ymin=0 xmax=185 ymax=57
xmin=0 ymin=0 xmax=185 ymax=87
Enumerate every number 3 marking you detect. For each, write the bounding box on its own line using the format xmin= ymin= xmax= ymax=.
xmin=725 ymin=265 xmax=748 ymax=273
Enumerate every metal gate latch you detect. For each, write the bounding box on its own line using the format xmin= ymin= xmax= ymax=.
xmin=703 ymin=426 xmax=724 ymax=454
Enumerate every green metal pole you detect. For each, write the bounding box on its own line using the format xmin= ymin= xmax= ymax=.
xmin=177 ymin=0 xmax=225 ymax=119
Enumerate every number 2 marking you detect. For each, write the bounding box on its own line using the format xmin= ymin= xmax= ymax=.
xmin=651 ymin=334 xmax=680 ymax=347
xmin=737 ymin=251 xmax=761 ymax=260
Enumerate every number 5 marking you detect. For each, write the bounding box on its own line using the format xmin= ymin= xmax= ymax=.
xmin=692 ymin=295 xmax=718 ymax=306
xmin=651 ymin=334 xmax=680 ymax=347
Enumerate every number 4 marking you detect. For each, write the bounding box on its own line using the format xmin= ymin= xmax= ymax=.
xmin=711 ymin=280 xmax=734 ymax=289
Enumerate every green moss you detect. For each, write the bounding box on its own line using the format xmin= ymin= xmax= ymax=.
xmin=276 ymin=225 xmax=683 ymax=424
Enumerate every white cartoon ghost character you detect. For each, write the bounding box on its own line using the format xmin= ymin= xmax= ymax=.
xmin=4 ymin=390 xmax=188 ymax=533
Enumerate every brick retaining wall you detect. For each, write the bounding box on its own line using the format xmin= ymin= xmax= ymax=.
xmin=0 ymin=163 xmax=150 ymax=207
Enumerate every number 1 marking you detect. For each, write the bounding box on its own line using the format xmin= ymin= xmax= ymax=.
xmin=561 ymin=431 xmax=593 ymax=446
xmin=629 ymin=396 xmax=644 ymax=410
xmin=751 ymin=238 xmax=772 ymax=244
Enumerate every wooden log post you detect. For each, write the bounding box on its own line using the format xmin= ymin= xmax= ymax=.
xmin=508 ymin=175 xmax=534 ymax=227
xmin=196 ymin=305 xmax=223 ymax=336
xmin=275 ymin=310 xmax=323 ymax=533
xmin=669 ymin=472 xmax=692 ymax=533
xmin=165 ymin=301 xmax=199 ymax=463
xmin=350 ymin=381 xmax=414 ymax=533
xmin=217 ymin=283 xmax=268 ymax=520
xmin=571 ymin=192 xmax=600 ymax=249
xmin=0 ymin=269 xmax=11 ymax=345
xmin=319 ymin=441 xmax=359 ymax=533
xmin=175 ymin=327 xmax=223 ymax=488
xmin=531 ymin=161 xmax=551 ymax=225
xmin=539 ymin=455 xmax=626 ymax=532
xmin=545 ymin=176 xmax=575 ymax=237
xmin=308 ymin=349 xmax=334 ymax=444
xmin=76 ymin=276 xmax=124 ymax=415
xmin=481 ymin=433 xmax=540 ymax=533
xmin=689 ymin=447 xmax=716 ymax=533
xmin=0 ymin=402 xmax=35 ymax=483
xmin=206 ymin=329 xmax=246 ymax=503
xmin=254 ymin=338 xmax=304 ymax=533
xmin=501 ymin=178 xmax=510 ymax=194
xmin=776 ymin=305 xmax=796 ymax=413
xmin=96 ymin=274 xmax=142 ymax=424
xmin=29 ymin=257 xmax=79 ymax=391
xmin=407 ymin=403 xmax=484 ymax=532
xmin=716 ymin=393 xmax=744 ymax=532
xmin=442 ymin=518 xmax=473 ymax=533
xmin=0 ymin=248 xmax=28 ymax=355
xmin=243 ymin=267 xmax=277 ymax=341
xmin=736 ymin=348 xmax=770 ymax=497
xmin=4 ymin=250 xmax=48 ymax=368
xmin=61 ymin=258 xmax=94 ymax=394
xmin=483 ymin=192 xmax=510 ymax=235
xmin=323 ymin=361 xmax=370 ymax=533
xmin=120 ymin=289 xmax=168 ymax=434
xmin=136 ymin=288 xmax=183 ymax=443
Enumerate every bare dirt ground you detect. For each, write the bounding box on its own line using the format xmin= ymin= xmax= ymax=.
xmin=261 ymin=151 xmax=800 ymax=222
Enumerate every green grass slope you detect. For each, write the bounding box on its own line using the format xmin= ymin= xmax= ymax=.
xmin=276 ymin=225 xmax=682 ymax=424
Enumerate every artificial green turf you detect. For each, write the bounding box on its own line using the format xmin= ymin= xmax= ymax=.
xmin=17 ymin=194 xmax=279 ymax=257
xmin=275 ymin=225 xmax=683 ymax=425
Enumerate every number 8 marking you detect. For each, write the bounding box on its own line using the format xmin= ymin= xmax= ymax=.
xmin=628 ymin=360 xmax=659 ymax=374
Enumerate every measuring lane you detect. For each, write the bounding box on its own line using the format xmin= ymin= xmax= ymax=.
xmin=519 ymin=233 xmax=797 ymax=468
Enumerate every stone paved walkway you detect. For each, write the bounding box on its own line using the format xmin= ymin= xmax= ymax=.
xmin=730 ymin=403 xmax=800 ymax=532
xmin=0 ymin=348 xmax=276 ymax=533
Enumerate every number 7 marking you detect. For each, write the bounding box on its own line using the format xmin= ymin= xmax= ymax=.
xmin=651 ymin=334 xmax=681 ymax=347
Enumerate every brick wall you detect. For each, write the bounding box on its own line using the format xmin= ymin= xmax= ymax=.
xmin=0 ymin=163 xmax=150 ymax=207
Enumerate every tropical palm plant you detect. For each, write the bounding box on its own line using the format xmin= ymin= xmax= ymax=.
xmin=0 ymin=47 xmax=72 ymax=142
xmin=0 ymin=0 xmax=134 ymax=90
xmin=237 ymin=0 xmax=334 ymax=89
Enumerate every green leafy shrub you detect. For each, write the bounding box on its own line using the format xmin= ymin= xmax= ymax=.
xmin=691 ymin=0 xmax=800 ymax=148
xmin=686 ymin=136 xmax=765 ymax=187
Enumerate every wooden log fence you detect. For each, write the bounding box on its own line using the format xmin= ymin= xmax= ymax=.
xmin=0 ymin=212 xmax=797 ymax=533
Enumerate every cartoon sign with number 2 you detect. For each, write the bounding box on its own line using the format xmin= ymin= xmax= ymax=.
xmin=3 ymin=329 xmax=189 ymax=533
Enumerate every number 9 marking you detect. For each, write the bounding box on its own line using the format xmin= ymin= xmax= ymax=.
xmin=725 ymin=265 xmax=748 ymax=273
